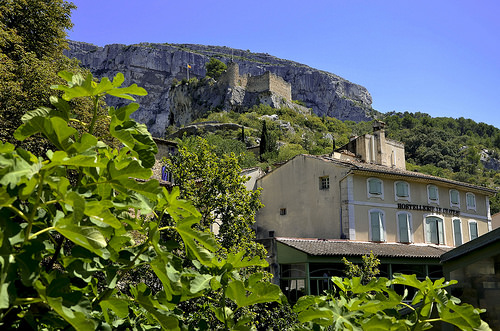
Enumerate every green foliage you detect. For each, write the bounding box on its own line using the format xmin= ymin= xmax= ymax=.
xmin=0 ymin=0 xmax=114 ymax=155
xmin=342 ymin=252 xmax=380 ymax=284
xmin=259 ymin=120 xmax=277 ymax=160
xmin=294 ymin=274 xmax=490 ymax=330
xmin=206 ymin=57 xmax=227 ymax=80
xmin=0 ymin=72 xmax=282 ymax=329
xmin=164 ymin=136 xmax=266 ymax=260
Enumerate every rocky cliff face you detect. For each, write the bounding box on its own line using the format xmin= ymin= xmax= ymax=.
xmin=66 ymin=41 xmax=374 ymax=137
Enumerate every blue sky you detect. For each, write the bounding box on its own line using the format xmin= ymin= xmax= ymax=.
xmin=68 ymin=0 xmax=500 ymax=129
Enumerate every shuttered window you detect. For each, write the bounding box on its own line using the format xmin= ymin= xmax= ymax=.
xmin=395 ymin=181 xmax=409 ymax=198
xmin=453 ymin=219 xmax=462 ymax=246
xmin=466 ymin=193 xmax=476 ymax=210
xmin=370 ymin=211 xmax=384 ymax=242
xmin=450 ymin=190 xmax=459 ymax=206
xmin=469 ymin=221 xmax=478 ymax=240
xmin=428 ymin=185 xmax=439 ymax=202
xmin=368 ymin=178 xmax=382 ymax=195
xmin=425 ymin=216 xmax=444 ymax=244
xmin=398 ymin=213 xmax=411 ymax=243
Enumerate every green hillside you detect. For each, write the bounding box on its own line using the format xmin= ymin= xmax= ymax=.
xmin=171 ymin=105 xmax=500 ymax=213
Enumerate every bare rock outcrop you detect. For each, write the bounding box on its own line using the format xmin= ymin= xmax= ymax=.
xmin=66 ymin=41 xmax=375 ymax=137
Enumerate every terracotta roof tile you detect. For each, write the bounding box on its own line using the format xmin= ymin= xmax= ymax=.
xmin=277 ymin=237 xmax=452 ymax=259
xmin=310 ymin=154 xmax=496 ymax=195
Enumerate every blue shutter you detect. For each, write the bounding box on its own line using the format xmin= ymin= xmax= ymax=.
xmin=437 ymin=218 xmax=444 ymax=244
xmin=467 ymin=194 xmax=476 ymax=209
xmin=426 ymin=217 xmax=440 ymax=244
xmin=453 ymin=219 xmax=462 ymax=246
xmin=450 ymin=190 xmax=459 ymax=205
xmin=398 ymin=213 xmax=409 ymax=243
xmin=371 ymin=212 xmax=382 ymax=241
xmin=369 ymin=179 xmax=381 ymax=195
xmin=428 ymin=186 xmax=438 ymax=201
xmin=396 ymin=182 xmax=408 ymax=197
xmin=469 ymin=222 xmax=478 ymax=240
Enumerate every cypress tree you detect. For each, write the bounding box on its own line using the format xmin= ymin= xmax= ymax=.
xmin=259 ymin=120 xmax=268 ymax=158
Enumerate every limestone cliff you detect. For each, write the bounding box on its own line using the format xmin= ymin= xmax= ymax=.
xmin=66 ymin=41 xmax=375 ymax=137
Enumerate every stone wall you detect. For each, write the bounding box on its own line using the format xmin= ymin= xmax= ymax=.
xmin=246 ymin=71 xmax=292 ymax=101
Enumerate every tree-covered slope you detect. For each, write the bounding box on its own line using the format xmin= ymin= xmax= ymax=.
xmin=173 ymin=106 xmax=500 ymax=212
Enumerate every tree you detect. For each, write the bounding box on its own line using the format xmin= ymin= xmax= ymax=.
xmin=205 ymin=57 xmax=227 ymax=80
xmin=259 ymin=120 xmax=276 ymax=160
xmin=0 ymin=71 xmax=282 ymax=330
xmin=0 ymin=0 xmax=112 ymax=154
xmin=164 ymin=136 xmax=266 ymax=259
xmin=342 ymin=251 xmax=380 ymax=284
xmin=294 ymin=274 xmax=491 ymax=330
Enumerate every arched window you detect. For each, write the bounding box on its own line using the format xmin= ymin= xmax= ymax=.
xmin=395 ymin=181 xmax=410 ymax=201
xmin=367 ymin=178 xmax=383 ymax=199
xmin=369 ymin=210 xmax=385 ymax=242
xmin=452 ymin=218 xmax=462 ymax=246
xmin=425 ymin=216 xmax=444 ymax=245
xmin=397 ymin=212 xmax=412 ymax=243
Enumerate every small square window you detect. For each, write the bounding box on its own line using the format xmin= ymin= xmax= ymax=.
xmin=320 ymin=176 xmax=330 ymax=190
xmin=280 ymin=208 xmax=287 ymax=216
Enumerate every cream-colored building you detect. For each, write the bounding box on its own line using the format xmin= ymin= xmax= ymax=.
xmin=255 ymin=122 xmax=496 ymax=299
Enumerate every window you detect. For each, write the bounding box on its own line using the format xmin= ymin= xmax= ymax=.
xmin=427 ymin=185 xmax=439 ymax=204
xmin=425 ymin=216 xmax=444 ymax=245
xmin=320 ymin=176 xmax=330 ymax=190
xmin=395 ymin=181 xmax=410 ymax=201
xmin=397 ymin=212 xmax=412 ymax=243
xmin=161 ymin=165 xmax=173 ymax=182
xmin=453 ymin=219 xmax=462 ymax=246
xmin=466 ymin=193 xmax=476 ymax=210
xmin=449 ymin=189 xmax=460 ymax=208
xmin=369 ymin=210 xmax=385 ymax=242
xmin=280 ymin=208 xmax=287 ymax=216
xmin=469 ymin=221 xmax=478 ymax=240
xmin=367 ymin=178 xmax=383 ymax=198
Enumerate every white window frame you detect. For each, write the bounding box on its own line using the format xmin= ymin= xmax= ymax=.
xmin=369 ymin=209 xmax=386 ymax=242
xmin=394 ymin=181 xmax=411 ymax=202
xmin=427 ymin=185 xmax=439 ymax=204
xmin=424 ymin=215 xmax=445 ymax=245
xmin=367 ymin=178 xmax=384 ymax=199
xmin=468 ymin=220 xmax=478 ymax=240
xmin=466 ymin=193 xmax=476 ymax=211
xmin=396 ymin=211 xmax=412 ymax=243
xmin=452 ymin=218 xmax=463 ymax=247
xmin=319 ymin=176 xmax=330 ymax=190
xmin=449 ymin=189 xmax=460 ymax=208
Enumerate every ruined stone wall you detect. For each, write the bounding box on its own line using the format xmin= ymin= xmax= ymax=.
xmin=246 ymin=72 xmax=292 ymax=100
xmin=268 ymin=73 xmax=292 ymax=101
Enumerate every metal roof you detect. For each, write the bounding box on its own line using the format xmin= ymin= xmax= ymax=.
xmin=441 ymin=227 xmax=500 ymax=263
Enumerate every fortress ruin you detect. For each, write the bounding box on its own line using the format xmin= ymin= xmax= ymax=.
xmin=219 ymin=62 xmax=292 ymax=101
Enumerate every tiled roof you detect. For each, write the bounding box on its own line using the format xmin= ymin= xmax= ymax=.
xmin=277 ymin=237 xmax=452 ymax=259
xmin=310 ymin=155 xmax=497 ymax=195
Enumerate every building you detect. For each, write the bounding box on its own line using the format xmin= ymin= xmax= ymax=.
xmin=491 ymin=211 xmax=500 ymax=229
xmin=441 ymin=227 xmax=500 ymax=330
xmin=151 ymin=137 xmax=177 ymax=185
xmin=255 ymin=122 xmax=496 ymax=299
